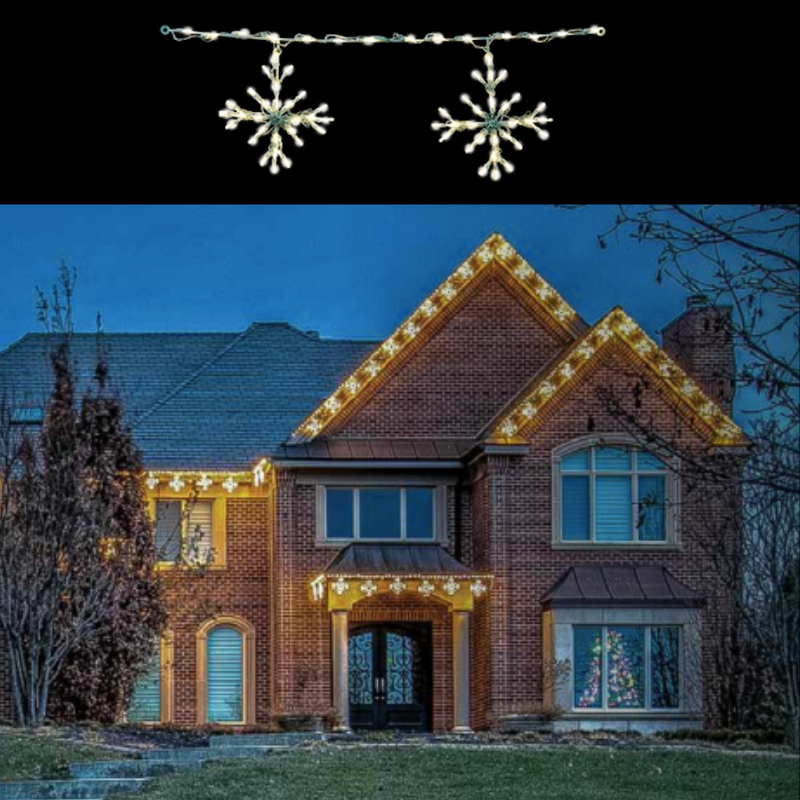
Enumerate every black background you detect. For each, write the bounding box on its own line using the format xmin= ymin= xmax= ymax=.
xmin=4 ymin=6 xmax=793 ymax=200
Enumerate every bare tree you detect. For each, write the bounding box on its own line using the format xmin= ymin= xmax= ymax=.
xmin=0 ymin=268 xmax=166 ymax=726
xmin=559 ymin=204 xmax=799 ymax=749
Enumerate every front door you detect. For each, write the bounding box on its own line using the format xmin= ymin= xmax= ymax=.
xmin=348 ymin=623 xmax=432 ymax=731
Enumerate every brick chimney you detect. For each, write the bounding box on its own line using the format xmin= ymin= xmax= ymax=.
xmin=661 ymin=295 xmax=735 ymax=415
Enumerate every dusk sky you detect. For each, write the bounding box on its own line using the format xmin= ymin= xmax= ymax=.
xmin=0 ymin=204 xmax=752 ymax=422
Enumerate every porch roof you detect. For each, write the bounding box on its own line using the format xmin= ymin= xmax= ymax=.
xmin=322 ymin=544 xmax=479 ymax=578
xmin=543 ymin=565 xmax=703 ymax=609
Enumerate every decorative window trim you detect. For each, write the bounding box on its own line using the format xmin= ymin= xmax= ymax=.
xmin=148 ymin=497 xmax=227 ymax=568
xmin=543 ymin=607 xmax=703 ymax=717
xmin=316 ymin=484 xmax=446 ymax=545
xmin=551 ymin=434 xmax=681 ymax=548
xmin=196 ymin=615 xmax=256 ymax=726
xmin=571 ymin=624 xmax=684 ymax=713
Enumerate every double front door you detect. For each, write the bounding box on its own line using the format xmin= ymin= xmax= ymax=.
xmin=348 ymin=623 xmax=431 ymax=731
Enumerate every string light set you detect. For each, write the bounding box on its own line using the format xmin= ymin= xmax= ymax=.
xmin=160 ymin=25 xmax=606 ymax=180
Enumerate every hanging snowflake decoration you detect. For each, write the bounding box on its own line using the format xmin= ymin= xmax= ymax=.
xmin=219 ymin=48 xmax=333 ymax=173
xmin=431 ymin=51 xmax=552 ymax=181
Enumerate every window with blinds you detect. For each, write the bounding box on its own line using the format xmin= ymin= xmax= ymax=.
xmin=207 ymin=626 xmax=244 ymax=723
xmin=127 ymin=647 xmax=161 ymax=723
xmin=154 ymin=500 xmax=214 ymax=564
xmin=559 ymin=445 xmax=670 ymax=544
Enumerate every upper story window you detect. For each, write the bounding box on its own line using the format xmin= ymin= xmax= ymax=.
xmin=154 ymin=499 xmax=215 ymax=565
xmin=555 ymin=442 xmax=675 ymax=545
xmin=322 ymin=486 xmax=436 ymax=541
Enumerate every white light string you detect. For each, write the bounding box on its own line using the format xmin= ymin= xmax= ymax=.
xmin=160 ymin=27 xmax=605 ymax=46
xmin=161 ymin=25 xmax=606 ymax=179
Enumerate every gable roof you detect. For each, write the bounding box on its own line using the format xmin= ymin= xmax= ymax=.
xmin=0 ymin=325 xmax=377 ymax=470
xmin=487 ymin=307 xmax=744 ymax=446
xmin=289 ymin=232 xmax=589 ymax=443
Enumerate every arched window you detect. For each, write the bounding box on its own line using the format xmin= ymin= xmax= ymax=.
xmin=196 ymin=616 xmax=255 ymax=725
xmin=554 ymin=439 xmax=676 ymax=545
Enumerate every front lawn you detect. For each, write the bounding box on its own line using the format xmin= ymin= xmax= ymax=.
xmin=0 ymin=728 xmax=121 ymax=781
xmin=131 ymin=745 xmax=798 ymax=800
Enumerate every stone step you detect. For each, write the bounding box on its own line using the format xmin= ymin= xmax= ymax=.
xmin=0 ymin=778 xmax=148 ymax=799
xmin=68 ymin=760 xmax=200 ymax=780
xmin=141 ymin=745 xmax=281 ymax=761
xmin=209 ymin=733 xmax=326 ymax=748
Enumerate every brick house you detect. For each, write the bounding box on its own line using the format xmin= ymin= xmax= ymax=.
xmin=0 ymin=233 xmax=744 ymax=733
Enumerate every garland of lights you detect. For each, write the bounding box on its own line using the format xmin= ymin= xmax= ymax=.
xmin=311 ymin=575 xmax=490 ymax=602
xmin=161 ymin=25 xmax=606 ymax=180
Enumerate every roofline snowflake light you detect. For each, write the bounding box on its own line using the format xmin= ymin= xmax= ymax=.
xmin=290 ymin=233 xmax=583 ymax=442
xmin=491 ymin=307 xmax=745 ymax=446
xmin=162 ymin=25 xmax=606 ymax=179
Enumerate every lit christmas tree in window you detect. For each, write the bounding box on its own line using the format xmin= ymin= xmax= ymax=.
xmin=576 ymin=630 xmax=603 ymax=708
xmin=606 ymin=628 xmax=642 ymax=708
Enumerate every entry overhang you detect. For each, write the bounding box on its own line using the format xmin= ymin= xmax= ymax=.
xmin=311 ymin=544 xmax=493 ymax=612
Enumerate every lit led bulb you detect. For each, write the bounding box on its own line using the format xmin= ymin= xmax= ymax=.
xmin=471 ymin=70 xmax=483 ymax=82
xmin=204 ymin=32 xmax=220 ymax=41
xmin=181 ymin=27 xmax=194 ymax=35
xmin=404 ymin=34 xmax=418 ymax=43
xmin=462 ymin=34 xmax=473 ymax=43
xmin=363 ymin=36 xmax=377 ymax=45
xmin=432 ymin=32 xmax=445 ymax=44
xmin=301 ymin=34 xmax=316 ymax=43
xmin=501 ymin=31 xmax=512 ymax=40
xmin=235 ymin=29 xmax=250 ymax=38
xmin=556 ymin=29 xmax=568 ymax=38
xmin=528 ymin=33 xmax=540 ymax=42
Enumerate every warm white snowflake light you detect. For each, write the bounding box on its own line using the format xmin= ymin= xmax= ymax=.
xmin=146 ymin=472 xmax=160 ymax=491
xmin=218 ymin=48 xmax=333 ymax=173
xmin=222 ymin=475 xmax=239 ymax=493
xmin=432 ymin=52 xmax=552 ymax=181
xmin=169 ymin=474 xmax=186 ymax=492
xmin=196 ymin=473 xmax=213 ymax=491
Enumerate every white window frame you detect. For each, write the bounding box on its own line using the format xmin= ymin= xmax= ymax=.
xmin=571 ymin=624 xmax=684 ymax=713
xmin=318 ymin=485 xmax=443 ymax=543
xmin=552 ymin=435 xmax=680 ymax=548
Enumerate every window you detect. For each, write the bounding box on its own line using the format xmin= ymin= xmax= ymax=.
xmin=323 ymin=487 xmax=436 ymax=541
xmin=154 ymin=499 xmax=214 ymax=564
xmin=127 ymin=634 xmax=173 ymax=724
xmin=197 ymin=616 xmax=255 ymax=725
xmin=207 ymin=626 xmax=244 ymax=724
xmin=10 ymin=406 xmax=43 ymax=425
xmin=128 ymin=648 xmax=162 ymax=723
xmin=558 ymin=444 xmax=671 ymax=544
xmin=573 ymin=626 xmax=681 ymax=711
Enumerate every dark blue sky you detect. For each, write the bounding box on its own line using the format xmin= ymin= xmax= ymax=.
xmin=10 ymin=204 xmax=762 ymax=417
xmin=1 ymin=205 xmax=686 ymax=346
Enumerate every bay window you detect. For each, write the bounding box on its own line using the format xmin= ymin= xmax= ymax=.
xmin=573 ymin=625 xmax=681 ymax=711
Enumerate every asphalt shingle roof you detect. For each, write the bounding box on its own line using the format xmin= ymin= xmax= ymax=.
xmin=0 ymin=325 xmax=378 ymax=470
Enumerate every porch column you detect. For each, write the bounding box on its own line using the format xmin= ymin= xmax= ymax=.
xmin=331 ymin=610 xmax=351 ymax=731
xmin=452 ymin=610 xmax=472 ymax=733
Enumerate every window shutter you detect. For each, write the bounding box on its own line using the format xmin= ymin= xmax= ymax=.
xmin=207 ymin=627 xmax=244 ymax=723
xmin=595 ymin=475 xmax=633 ymax=541
xmin=155 ymin=501 xmax=182 ymax=562
xmin=562 ymin=475 xmax=590 ymax=540
xmin=186 ymin=501 xmax=214 ymax=563
xmin=638 ymin=475 xmax=666 ymax=541
xmin=128 ymin=647 xmax=161 ymax=722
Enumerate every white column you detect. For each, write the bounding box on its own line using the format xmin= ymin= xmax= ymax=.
xmin=331 ymin=611 xmax=351 ymax=731
xmin=452 ymin=610 xmax=472 ymax=733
